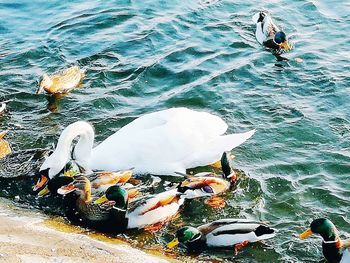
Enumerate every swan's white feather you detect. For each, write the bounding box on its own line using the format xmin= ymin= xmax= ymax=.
xmin=90 ymin=108 xmax=254 ymax=175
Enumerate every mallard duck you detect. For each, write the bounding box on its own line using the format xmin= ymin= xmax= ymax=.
xmin=300 ymin=218 xmax=350 ymax=263
xmin=37 ymin=66 xmax=85 ymax=94
xmin=57 ymin=176 xmax=115 ymax=223
xmin=176 ymin=152 xmax=235 ymax=199
xmin=167 ymin=219 xmax=276 ymax=253
xmin=95 ymin=185 xmax=184 ymax=229
xmin=36 ymin=108 xmax=255 ymax=184
xmin=0 ymin=131 xmax=11 ymax=159
xmin=252 ymin=11 xmax=291 ymax=51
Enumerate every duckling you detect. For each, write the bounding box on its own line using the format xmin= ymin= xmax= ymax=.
xmin=0 ymin=131 xmax=11 ymax=159
xmin=252 ymin=11 xmax=291 ymax=52
xmin=167 ymin=219 xmax=276 ymax=254
xmin=37 ymin=66 xmax=85 ymax=94
xmin=95 ymin=185 xmax=184 ymax=230
xmin=300 ymin=218 xmax=350 ymax=263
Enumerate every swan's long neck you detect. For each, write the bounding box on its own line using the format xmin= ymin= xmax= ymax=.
xmin=42 ymin=121 xmax=94 ymax=178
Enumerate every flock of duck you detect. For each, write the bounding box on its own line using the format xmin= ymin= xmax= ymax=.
xmin=0 ymin=11 xmax=349 ymax=262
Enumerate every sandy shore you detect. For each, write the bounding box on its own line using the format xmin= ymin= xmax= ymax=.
xmin=0 ymin=198 xmax=174 ymax=263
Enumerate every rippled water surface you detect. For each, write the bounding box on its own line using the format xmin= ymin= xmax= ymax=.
xmin=1 ymin=0 xmax=350 ymax=262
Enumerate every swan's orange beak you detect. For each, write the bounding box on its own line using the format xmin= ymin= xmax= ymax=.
xmin=33 ymin=175 xmax=48 ymax=191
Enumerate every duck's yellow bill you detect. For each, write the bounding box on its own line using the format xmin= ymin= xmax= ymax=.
xmin=299 ymin=228 xmax=313 ymax=239
xmin=211 ymin=160 xmax=221 ymax=169
xmin=37 ymin=186 xmax=50 ymax=197
xmin=94 ymin=194 xmax=108 ymax=204
xmin=280 ymin=41 xmax=291 ymax=50
xmin=119 ymin=170 xmax=133 ymax=183
xmin=167 ymin=238 xmax=179 ymax=249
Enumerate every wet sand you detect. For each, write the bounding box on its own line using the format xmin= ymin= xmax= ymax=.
xmin=0 ymin=198 xmax=173 ymax=263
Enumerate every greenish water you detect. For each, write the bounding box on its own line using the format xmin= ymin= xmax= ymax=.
xmin=0 ymin=0 xmax=350 ymax=262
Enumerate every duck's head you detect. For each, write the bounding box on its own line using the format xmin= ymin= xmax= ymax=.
xmin=37 ymin=176 xmax=74 ymax=197
xmin=94 ymin=185 xmax=129 ymax=212
xmin=177 ymin=176 xmax=229 ymax=199
xmin=300 ymin=218 xmax=339 ymax=242
xmin=37 ymin=74 xmax=53 ymax=94
xmin=274 ymin=32 xmax=290 ymax=50
xmin=58 ymin=176 xmax=92 ymax=202
xmin=221 ymin=151 xmax=236 ymax=182
xmin=167 ymin=226 xmax=201 ymax=248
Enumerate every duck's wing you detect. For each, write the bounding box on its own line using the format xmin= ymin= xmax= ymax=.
xmin=127 ymin=188 xmax=183 ymax=229
xmin=51 ymin=66 xmax=84 ymax=92
xmin=253 ymin=12 xmax=280 ymax=44
xmin=252 ymin=12 xmax=268 ymax=44
xmin=341 ymin=249 xmax=350 ymax=263
xmin=199 ymin=219 xmax=275 ymax=247
xmin=198 ymin=218 xmax=261 ymax=235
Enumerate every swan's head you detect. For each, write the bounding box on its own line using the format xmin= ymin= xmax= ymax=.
xmin=33 ymin=121 xmax=94 ymax=192
xmin=37 ymin=74 xmax=53 ymax=94
xmin=274 ymin=32 xmax=290 ymax=50
xmin=37 ymin=175 xmax=74 ymax=197
xmin=33 ymin=150 xmax=70 ymax=191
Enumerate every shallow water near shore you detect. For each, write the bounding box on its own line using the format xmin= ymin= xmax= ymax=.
xmin=0 ymin=0 xmax=350 ymax=262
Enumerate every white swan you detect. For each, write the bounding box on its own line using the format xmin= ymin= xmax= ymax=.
xmin=38 ymin=108 xmax=255 ymax=178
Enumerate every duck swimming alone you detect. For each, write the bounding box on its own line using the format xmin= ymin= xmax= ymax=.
xmin=94 ymin=185 xmax=184 ymax=230
xmin=300 ymin=218 xmax=350 ymax=263
xmin=167 ymin=218 xmax=276 ymax=253
xmin=252 ymin=11 xmax=291 ymax=51
xmin=37 ymin=66 xmax=85 ymax=94
xmin=36 ymin=108 xmax=255 ymax=184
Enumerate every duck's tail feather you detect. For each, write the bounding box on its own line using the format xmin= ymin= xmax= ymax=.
xmin=252 ymin=12 xmax=260 ymax=23
xmin=252 ymin=11 xmax=267 ymax=24
xmin=186 ymin=129 xmax=255 ymax=168
xmin=254 ymin=225 xmax=276 ymax=240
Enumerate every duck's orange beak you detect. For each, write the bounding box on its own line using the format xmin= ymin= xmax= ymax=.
xmin=33 ymin=175 xmax=48 ymax=191
xmin=57 ymin=183 xmax=76 ymax=195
